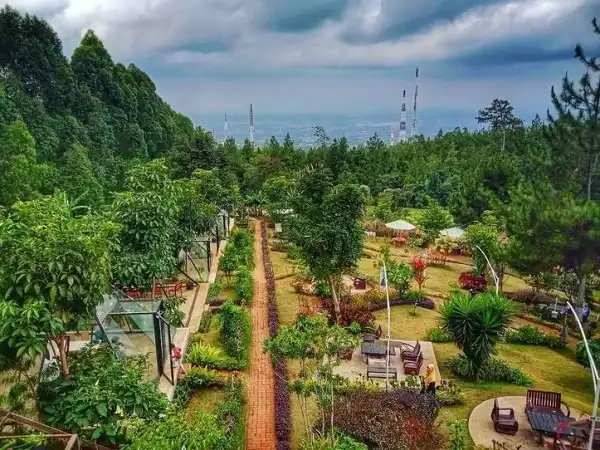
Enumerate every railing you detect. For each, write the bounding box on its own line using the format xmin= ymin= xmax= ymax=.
xmin=492 ymin=440 xmax=522 ymax=450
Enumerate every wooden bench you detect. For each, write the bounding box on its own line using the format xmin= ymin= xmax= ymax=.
xmin=526 ymin=389 xmax=570 ymax=416
xmin=367 ymin=365 xmax=398 ymax=380
xmin=401 ymin=341 xmax=421 ymax=361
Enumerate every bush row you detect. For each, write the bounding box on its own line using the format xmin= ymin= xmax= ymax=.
xmin=426 ymin=326 xmax=452 ymax=342
xmin=505 ymin=325 xmax=567 ymax=349
xmin=197 ymin=310 xmax=213 ymax=333
xmin=219 ymin=300 xmax=251 ymax=368
xmin=446 ymin=355 xmax=533 ymax=386
xmin=186 ymin=343 xmax=244 ymax=371
xmin=261 ymin=222 xmax=291 ymax=450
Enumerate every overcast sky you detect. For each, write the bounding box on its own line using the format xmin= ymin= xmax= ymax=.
xmin=6 ymin=0 xmax=600 ymax=123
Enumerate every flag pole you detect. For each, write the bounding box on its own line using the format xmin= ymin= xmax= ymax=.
xmin=380 ymin=258 xmax=391 ymax=391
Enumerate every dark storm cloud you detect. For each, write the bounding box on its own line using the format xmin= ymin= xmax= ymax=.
xmin=455 ymin=41 xmax=575 ymax=67
xmin=263 ymin=0 xmax=350 ymax=33
xmin=340 ymin=0 xmax=502 ymax=44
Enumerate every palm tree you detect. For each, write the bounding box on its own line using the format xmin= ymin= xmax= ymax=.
xmin=440 ymin=291 xmax=514 ymax=380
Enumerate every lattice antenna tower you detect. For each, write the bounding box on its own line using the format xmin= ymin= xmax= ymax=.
xmin=411 ymin=67 xmax=419 ymax=137
xmin=224 ymin=112 xmax=229 ymax=142
xmin=249 ymin=104 xmax=255 ymax=148
xmin=390 ymin=127 xmax=395 ymax=145
xmin=399 ymin=89 xmax=407 ymax=142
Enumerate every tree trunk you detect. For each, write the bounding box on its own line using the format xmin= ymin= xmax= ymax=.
xmin=328 ymin=276 xmax=341 ymax=323
xmin=587 ymin=152 xmax=598 ymax=201
xmin=578 ymin=274 xmax=587 ymax=307
xmin=54 ymin=335 xmax=70 ymax=379
xmin=501 ymin=130 xmax=506 ymax=153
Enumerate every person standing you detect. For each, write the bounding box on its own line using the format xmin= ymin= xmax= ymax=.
xmin=423 ymin=364 xmax=436 ymax=395
xmin=170 ymin=343 xmax=187 ymax=375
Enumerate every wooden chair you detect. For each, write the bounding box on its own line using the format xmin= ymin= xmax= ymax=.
xmin=491 ymin=398 xmax=519 ymax=436
xmin=403 ymin=353 xmax=423 ymax=375
xmin=363 ymin=325 xmax=383 ymax=343
xmin=525 ymin=389 xmax=570 ymax=417
xmin=401 ymin=341 xmax=421 ymax=361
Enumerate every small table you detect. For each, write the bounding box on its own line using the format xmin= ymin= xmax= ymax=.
xmin=526 ymin=410 xmax=586 ymax=442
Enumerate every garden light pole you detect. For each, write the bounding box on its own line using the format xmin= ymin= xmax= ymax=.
xmin=566 ymin=301 xmax=599 ymax=450
xmin=474 ymin=245 xmax=499 ymax=295
xmin=380 ymin=257 xmax=392 ymax=391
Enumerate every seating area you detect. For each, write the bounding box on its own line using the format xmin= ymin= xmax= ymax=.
xmin=333 ymin=337 xmax=440 ymax=384
xmin=469 ymin=393 xmax=591 ymax=450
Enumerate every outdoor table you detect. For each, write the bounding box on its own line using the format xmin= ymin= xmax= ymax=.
xmin=526 ymin=410 xmax=586 ymax=442
xmin=361 ymin=342 xmax=390 ymax=357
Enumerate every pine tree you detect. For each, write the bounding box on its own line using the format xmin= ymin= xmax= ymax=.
xmin=476 ymin=99 xmax=523 ymax=152
xmin=547 ymin=18 xmax=600 ymax=201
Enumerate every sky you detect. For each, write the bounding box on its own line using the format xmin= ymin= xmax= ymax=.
xmin=5 ymin=0 xmax=600 ymax=128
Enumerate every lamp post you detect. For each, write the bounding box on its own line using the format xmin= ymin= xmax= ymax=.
xmin=380 ymin=257 xmax=392 ymax=391
xmin=566 ymin=301 xmax=599 ymax=450
xmin=475 ymin=245 xmax=499 ymax=295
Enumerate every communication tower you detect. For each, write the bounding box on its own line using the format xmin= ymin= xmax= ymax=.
xmin=399 ymin=89 xmax=407 ymax=142
xmin=224 ymin=112 xmax=229 ymax=142
xmin=249 ymin=104 xmax=255 ymax=148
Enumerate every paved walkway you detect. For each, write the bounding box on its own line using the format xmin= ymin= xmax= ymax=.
xmin=246 ymin=221 xmax=276 ymax=450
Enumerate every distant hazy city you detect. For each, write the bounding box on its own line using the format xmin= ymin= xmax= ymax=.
xmin=199 ymin=109 xmax=536 ymax=147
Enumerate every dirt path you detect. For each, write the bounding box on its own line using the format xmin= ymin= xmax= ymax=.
xmin=246 ymin=221 xmax=276 ymax=450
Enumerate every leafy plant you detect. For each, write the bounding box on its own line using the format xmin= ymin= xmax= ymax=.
xmin=446 ymin=355 xmax=532 ymax=386
xmin=186 ymin=343 xmax=242 ymax=370
xmin=458 ymin=272 xmax=488 ymax=292
xmin=446 ymin=419 xmax=470 ymax=450
xmin=329 ymin=387 xmax=443 ymax=450
xmin=174 ymin=367 xmax=225 ymax=406
xmin=0 ymin=193 xmax=120 ymax=378
xmin=39 ymin=344 xmax=168 ymax=445
xmin=234 ymin=266 xmax=253 ymax=305
xmin=426 ymin=327 xmax=452 ymax=343
xmin=505 ymin=325 xmax=566 ymax=349
xmin=440 ymin=292 xmax=514 ymax=380
xmin=198 ymin=311 xmax=213 ymax=333
xmin=576 ymin=338 xmax=600 ymax=368
xmin=300 ymin=431 xmax=368 ymax=450
xmin=163 ymin=295 xmax=186 ymax=327
xmin=436 ymin=385 xmax=466 ymax=406
xmin=418 ymin=200 xmax=453 ymax=244
xmin=219 ymin=300 xmax=251 ymax=367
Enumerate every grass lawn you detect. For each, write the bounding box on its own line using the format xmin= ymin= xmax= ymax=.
xmin=270 ymin=250 xmax=297 ymax=279
xmin=186 ymin=387 xmax=227 ymax=421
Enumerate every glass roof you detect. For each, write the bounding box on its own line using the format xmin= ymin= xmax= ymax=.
xmin=96 ymin=293 xmax=162 ymax=324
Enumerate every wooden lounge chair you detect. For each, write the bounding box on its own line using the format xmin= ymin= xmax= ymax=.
xmin=401 ymin=341 xmax=421 ymax=361
xmin=525 ymin=389 xmax=570 ymax=417
xmin=363 ymin=325 xmax=383 ymax=343
xmin=491 ymin=398 xmax=519 ymax=436
xmin=403 ymin=353 xmax=423 ymax=375
xmin=367 ymin=365 xmax=397 ymax=380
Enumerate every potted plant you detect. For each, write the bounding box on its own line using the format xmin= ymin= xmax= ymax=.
xmin=186 ymin=281 xmax=195 ymax=290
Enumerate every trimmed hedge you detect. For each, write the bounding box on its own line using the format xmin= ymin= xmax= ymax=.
xmin=219 ymin=300 xmax=251 ymax=368
xmin=505 ymin=325 xmax=567 ymax=349
xmin=261 ymin=222 xmax=291 ymax=450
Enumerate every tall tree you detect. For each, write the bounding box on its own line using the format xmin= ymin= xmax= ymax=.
xmin=0 ymin=121 xmax=42 ymax=207
xmin=547 ymin=17 xmax=600 ymax=201
xmin=288 ymin=166 xmax=366 ymax=322
xmin=0 ymin=194 xmax=120 ymax=378
xmin=60 ymin=144 xmax=104 ymax=209
xmin=477 ymin=98 xmax=523 ymax=152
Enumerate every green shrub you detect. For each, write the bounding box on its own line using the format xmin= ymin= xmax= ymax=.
xmin=186 ymin=343 xmax=242 ymax=370
xmin=215 ymin=377 xmax=246 ymax=450
xmin=197 ymin=311 xmax=213 ymax=333
xmin=426 ymin=327 xmax=452 ymax=343
xmin=234 ymin=266 xmax=253 ymax=305
xmin=446 ymin=419 xmax=470 ymax=450
xmin=436 ymin=385 xmax=466 ymax=406
xmin=505 ymin=325 xmax=566 ymax=349
xmin=219 ymin=300 xmax=251 ymax=367
xmin=446 ymin=355 xmax=532 ymax=386
xmin=576 ymin=338 xmax=600 ymax=368
xmin=174 ymin=367 xmax=225 ymax=406
xmin=207 ymin=277 xmax=222 ymax=302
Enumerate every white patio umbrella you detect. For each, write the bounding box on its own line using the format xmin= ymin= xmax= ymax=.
xmin=439 ymin=227 xmax=465 ymax=239
xmin=385 ymin=219 xmax=416 ymax=231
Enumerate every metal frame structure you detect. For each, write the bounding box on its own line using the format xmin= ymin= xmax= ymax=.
xmin=92 ymin=293 xmax=175 ymax=384
xmin=0 ymin=408 xmax=112 ymax=450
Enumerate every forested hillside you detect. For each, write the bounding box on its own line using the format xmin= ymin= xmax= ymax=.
xmin=0 ymin=6 xmax=194 ymax=207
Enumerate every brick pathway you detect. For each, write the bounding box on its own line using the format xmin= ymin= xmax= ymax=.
xmin=246 ymin=221 xmax=276 ymax=450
